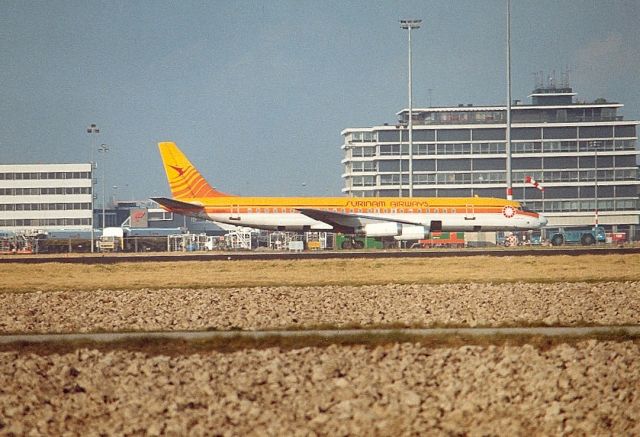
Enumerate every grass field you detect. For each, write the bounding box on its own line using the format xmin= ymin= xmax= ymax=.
xmin=1 ymin=254 xmax=638 ymax=293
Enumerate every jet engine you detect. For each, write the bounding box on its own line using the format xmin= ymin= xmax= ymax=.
xmin=394 ymin=225 xmax=429 ymax=241
xmin=362 ymin=222 xmax=429 ymax=240
xmin=362 ymin=222 xmax=402 ymax=237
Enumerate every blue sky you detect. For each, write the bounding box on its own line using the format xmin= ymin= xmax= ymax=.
xmin=1 ymin=0 xmax=638 ymax=200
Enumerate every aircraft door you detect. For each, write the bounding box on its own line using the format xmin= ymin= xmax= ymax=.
xmin=464 ymin=204 xmax=476 ymax=221
xmin=229 ymin=204 xmax=241 ymax=221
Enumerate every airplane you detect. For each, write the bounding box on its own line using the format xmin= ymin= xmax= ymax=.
xmin=152 ymin=142 xmax=548 ymax=249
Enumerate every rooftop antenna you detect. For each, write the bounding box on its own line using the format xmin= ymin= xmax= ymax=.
xmin=564 ymin=65 xmax=572 ymax=88
xmin=533 ymin=71 xmax=544 ymax=89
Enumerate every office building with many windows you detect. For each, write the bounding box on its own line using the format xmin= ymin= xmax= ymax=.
xmin=0 ymin=163 xmax=93 ymax=231
xmin=341 ymin=86 xmax=639 ymax=238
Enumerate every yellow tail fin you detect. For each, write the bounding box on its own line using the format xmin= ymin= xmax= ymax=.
xmin=158 ymin=142 xmax=231 ymax=199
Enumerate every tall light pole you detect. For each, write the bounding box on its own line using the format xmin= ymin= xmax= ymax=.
xmin=505 ymin=0 xmax=513 ymax=200
xmin=400 ymin=19 xmax=421 ymax=198
xmin=112 ymin=185 xmax=118 ymax=208
xmin=396 ymin=122 xmax=407 ymax=197
xmin=98 ymin=144 xmax=109 ymax=231
xmin=86 ymin=123 xmax=99 ymax=252
xmin=398 ymin=126 xmax=403 ymax=197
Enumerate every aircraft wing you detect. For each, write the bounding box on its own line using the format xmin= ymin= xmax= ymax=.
xmin=297 ymin=208 xmax=423 ymax=233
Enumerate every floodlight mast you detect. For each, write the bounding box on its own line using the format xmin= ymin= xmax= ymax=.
xmin=86 ymin=123 xmax=99 ymax=253
xmin=98 ymin=144 xmax=110 ymax=234
xmin=400 ymin=19 xmax=421 ymax=198
xmin=506 ymin=0 xmax=513 ymax=200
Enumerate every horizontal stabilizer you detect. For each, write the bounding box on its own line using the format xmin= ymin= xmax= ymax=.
xmin=150 ymin=197 xmax=204 ymax=211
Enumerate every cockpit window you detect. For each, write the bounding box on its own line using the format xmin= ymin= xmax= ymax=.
xmin=517 ymin=202 xmax=536 ymax=213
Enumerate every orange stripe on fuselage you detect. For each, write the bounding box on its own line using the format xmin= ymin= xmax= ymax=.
xmin=517 ymin=210 xmax=541 ymax=218
xmin=198 ymin=206 xmax=535 ymax=216
xmin=158 ymin=195 xmax=532 ymax=216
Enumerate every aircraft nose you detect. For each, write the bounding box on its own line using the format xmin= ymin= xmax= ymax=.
xmin=539 ymin=215 xmax=548 ymax=227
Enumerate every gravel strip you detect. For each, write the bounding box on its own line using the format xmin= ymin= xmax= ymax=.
xmin=1 ymin=340 xmax=638 ymax=435
xmin=1 ymin=282 xmax=639 ymax=333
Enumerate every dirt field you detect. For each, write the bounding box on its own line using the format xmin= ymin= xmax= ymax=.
xmin=1 ymin=253 xmax=638 ymax=434
xmin=0 ymin=253 xmax=639 ymax=293
xmin=1 ymin=340 xmax=638 ymax=435
xmin=1 ymin=282 xmax=638 ymax=333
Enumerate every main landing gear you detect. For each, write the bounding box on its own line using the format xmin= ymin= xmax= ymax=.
xmin=341 ymin=238 xmax=365 ymax=250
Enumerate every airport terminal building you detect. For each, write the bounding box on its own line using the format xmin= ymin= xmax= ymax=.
xmin=341 ymin=86 xmax=640 ymax=239
xmin=0 ymin=163 xmax=224 ymax=243
xmin=0 ymin=163 xmax=93 ymax=232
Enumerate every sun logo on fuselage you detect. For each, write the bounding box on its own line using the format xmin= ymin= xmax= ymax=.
xmin=502 ymin=205 xmax=516 ymax=218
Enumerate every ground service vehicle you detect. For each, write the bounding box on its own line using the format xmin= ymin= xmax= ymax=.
xmin=419 ymin=232 xmax=465 ymax=248
xmin=549 ymin=226 xmax=606 ymax=246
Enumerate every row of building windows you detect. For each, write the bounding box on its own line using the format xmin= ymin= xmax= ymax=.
xmin=377 ymin=143 xmax=508 ymax=155
xmin=0 ymin=218 xmax=92 ymax=227
xmin=345 ymin=189 xmax=638 ymax=212
xmin=525 ymin=199 xmax=638 ymax=212
xmin=378 ymin=143 xmax=508 ymax=155
xmin=350 ymin=125 xmax=636 ymax=144
xmin=372 ymin=185 xmax=636 ymax=199
xmin=352 ymin=140 xmax=636 ymax=157
xmin=424 ymin=110 xmax=506 ymax=124
xmin=514 ymin=140 xmax=635 ymax=153
xmin=351 ymin=162 xmax=378 ymax=172
xmin=414 ymin=108 xmax=621 ymax=125
xmin=0 ymin=187 xmax=92 ymax=196
xmin=369 ymin=185 xmax=637 ymax=197
xmin=353 ymin=169 xmax=637 ymax=186
xmin=538 ymin=169 xmax=637 ymax=182
xmin=350 ymin=159 xmax=637 ymax=173
xmin=0 ymin=202 xmax=92 ymax=211
xmin=349 ymin=131 xmax=376 ymax=142
xmin=350 ymin=146 xmax=377 ymax=157
xmin=0 ymin=171 xmax=91 ymax=180
xmin=351 ymin=176 xmax=376 ymax=187
xmin=355 ymin=173 xmax=499 ymax=186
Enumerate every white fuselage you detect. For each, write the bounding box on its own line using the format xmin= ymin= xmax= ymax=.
xmin=203 ymin=210 xmax=546 ymax=233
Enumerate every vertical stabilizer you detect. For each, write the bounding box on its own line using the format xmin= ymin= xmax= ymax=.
xmin=158 ymin=142 xmax=231 ymax=199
